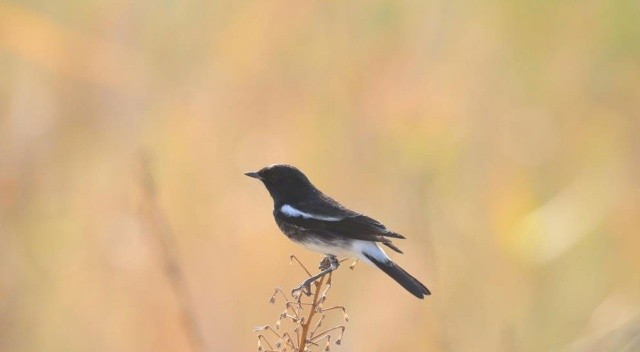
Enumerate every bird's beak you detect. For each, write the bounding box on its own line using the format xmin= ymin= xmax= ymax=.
xmin=244 ymin=171 xmax=262 ymax=180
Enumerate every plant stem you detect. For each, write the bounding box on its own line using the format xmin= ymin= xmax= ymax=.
xmin=298 ymin=275 xmax=327 ymax=351
xmin=139 ymin=156 xmax=208 ymax=352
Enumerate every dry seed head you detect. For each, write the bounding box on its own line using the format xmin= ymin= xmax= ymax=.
xmin=335 ymin=327 xmax=345 ymax=345
xmin=255 ymin=257 xmax=349 ymax=352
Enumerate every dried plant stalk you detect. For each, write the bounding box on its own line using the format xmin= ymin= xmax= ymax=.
xmin=139 ymin=156 xmax=208 ymax=352
xmin=255 ymin=256 xmax=349 ymax=352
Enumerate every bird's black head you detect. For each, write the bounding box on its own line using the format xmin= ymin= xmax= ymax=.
xmin=245 ymin=164 xmax=317 ymax=205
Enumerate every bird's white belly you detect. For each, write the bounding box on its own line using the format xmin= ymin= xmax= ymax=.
xmin=295 ymin=238 xmax=390 ymax=265
xmin=297 ymin=238 xmax=353 ymax=257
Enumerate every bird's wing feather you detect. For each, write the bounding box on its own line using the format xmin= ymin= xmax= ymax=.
xmin=277 ymin=200 xmax=405 ymax=241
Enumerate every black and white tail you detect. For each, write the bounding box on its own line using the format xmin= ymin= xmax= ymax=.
xmin=355 ymin=241 xmax=431 ymax=299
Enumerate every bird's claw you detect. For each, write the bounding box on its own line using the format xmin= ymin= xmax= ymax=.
xmin=319 ymin=257 xmax=330 ymax=270
xmin=319 ymin=254 xmax=338 ymax=271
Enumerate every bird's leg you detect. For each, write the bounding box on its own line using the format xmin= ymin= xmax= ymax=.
xmin=349 ymin=259 xmax=359 ymax=270
xmin=292 ymin=255 xmax=339 ymax=296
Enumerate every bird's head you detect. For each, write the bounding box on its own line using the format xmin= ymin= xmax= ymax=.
xmin=245 ymin=164 xmax=316 ymax=205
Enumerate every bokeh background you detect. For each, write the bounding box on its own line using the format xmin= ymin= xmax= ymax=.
xmin=1 ymin=0 xmax=639 ymax=351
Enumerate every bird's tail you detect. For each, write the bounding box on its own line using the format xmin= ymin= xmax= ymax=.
xmin=357 ymin=242 xmax=431 ymax=299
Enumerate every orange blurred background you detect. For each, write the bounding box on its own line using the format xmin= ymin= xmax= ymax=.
xmin=1 ymin=1 xmax=639 ymax=351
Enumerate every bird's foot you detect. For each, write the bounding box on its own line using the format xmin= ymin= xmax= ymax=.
xmin=292 ymin=255 xmax=339 ymax=297
xmin=319 ymin=255 xmax=338 ymax=271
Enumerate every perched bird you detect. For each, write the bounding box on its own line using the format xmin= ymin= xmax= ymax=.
xmin=245 ymin=164 xmax=430 ymax=299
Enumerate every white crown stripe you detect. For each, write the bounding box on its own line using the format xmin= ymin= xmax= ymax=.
xmin=280 ymin=204 xmax=342 ymax=221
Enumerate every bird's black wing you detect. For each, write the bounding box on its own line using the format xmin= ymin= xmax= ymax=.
xmin=277 ymin=195 xmax=405 ymax=242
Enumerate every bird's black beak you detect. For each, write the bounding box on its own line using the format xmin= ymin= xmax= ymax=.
xmin=244 ymin=171 xmax=262 ymax=180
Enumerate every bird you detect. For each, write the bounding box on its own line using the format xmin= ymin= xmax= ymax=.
xmin=245 ymin=164 xmax=430 ymax=299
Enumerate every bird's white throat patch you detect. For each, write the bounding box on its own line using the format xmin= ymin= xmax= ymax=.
xmin=280 ymin=204 xmax=342 ymax=221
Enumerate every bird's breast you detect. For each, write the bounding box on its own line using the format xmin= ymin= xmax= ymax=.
xmin=274 ymin=215 xmax=307 ymax=241
xmin=273 ymin=214 xmax=352 ymax=256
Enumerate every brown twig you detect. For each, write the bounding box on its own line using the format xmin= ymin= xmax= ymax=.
xmin=298 ymin=274 xmax=327 ymax=351
xmin=290 ymin=255 xmax=313 ymax=277
xmin=138 ymin=155 xmax=208 ymax=352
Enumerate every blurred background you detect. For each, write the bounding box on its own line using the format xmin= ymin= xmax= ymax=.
xmin=1 ymin=0 xmax=639 ymax=351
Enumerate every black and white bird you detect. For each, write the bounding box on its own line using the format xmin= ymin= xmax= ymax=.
xmin=245 ymin=164 xmax=430 ymax=299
